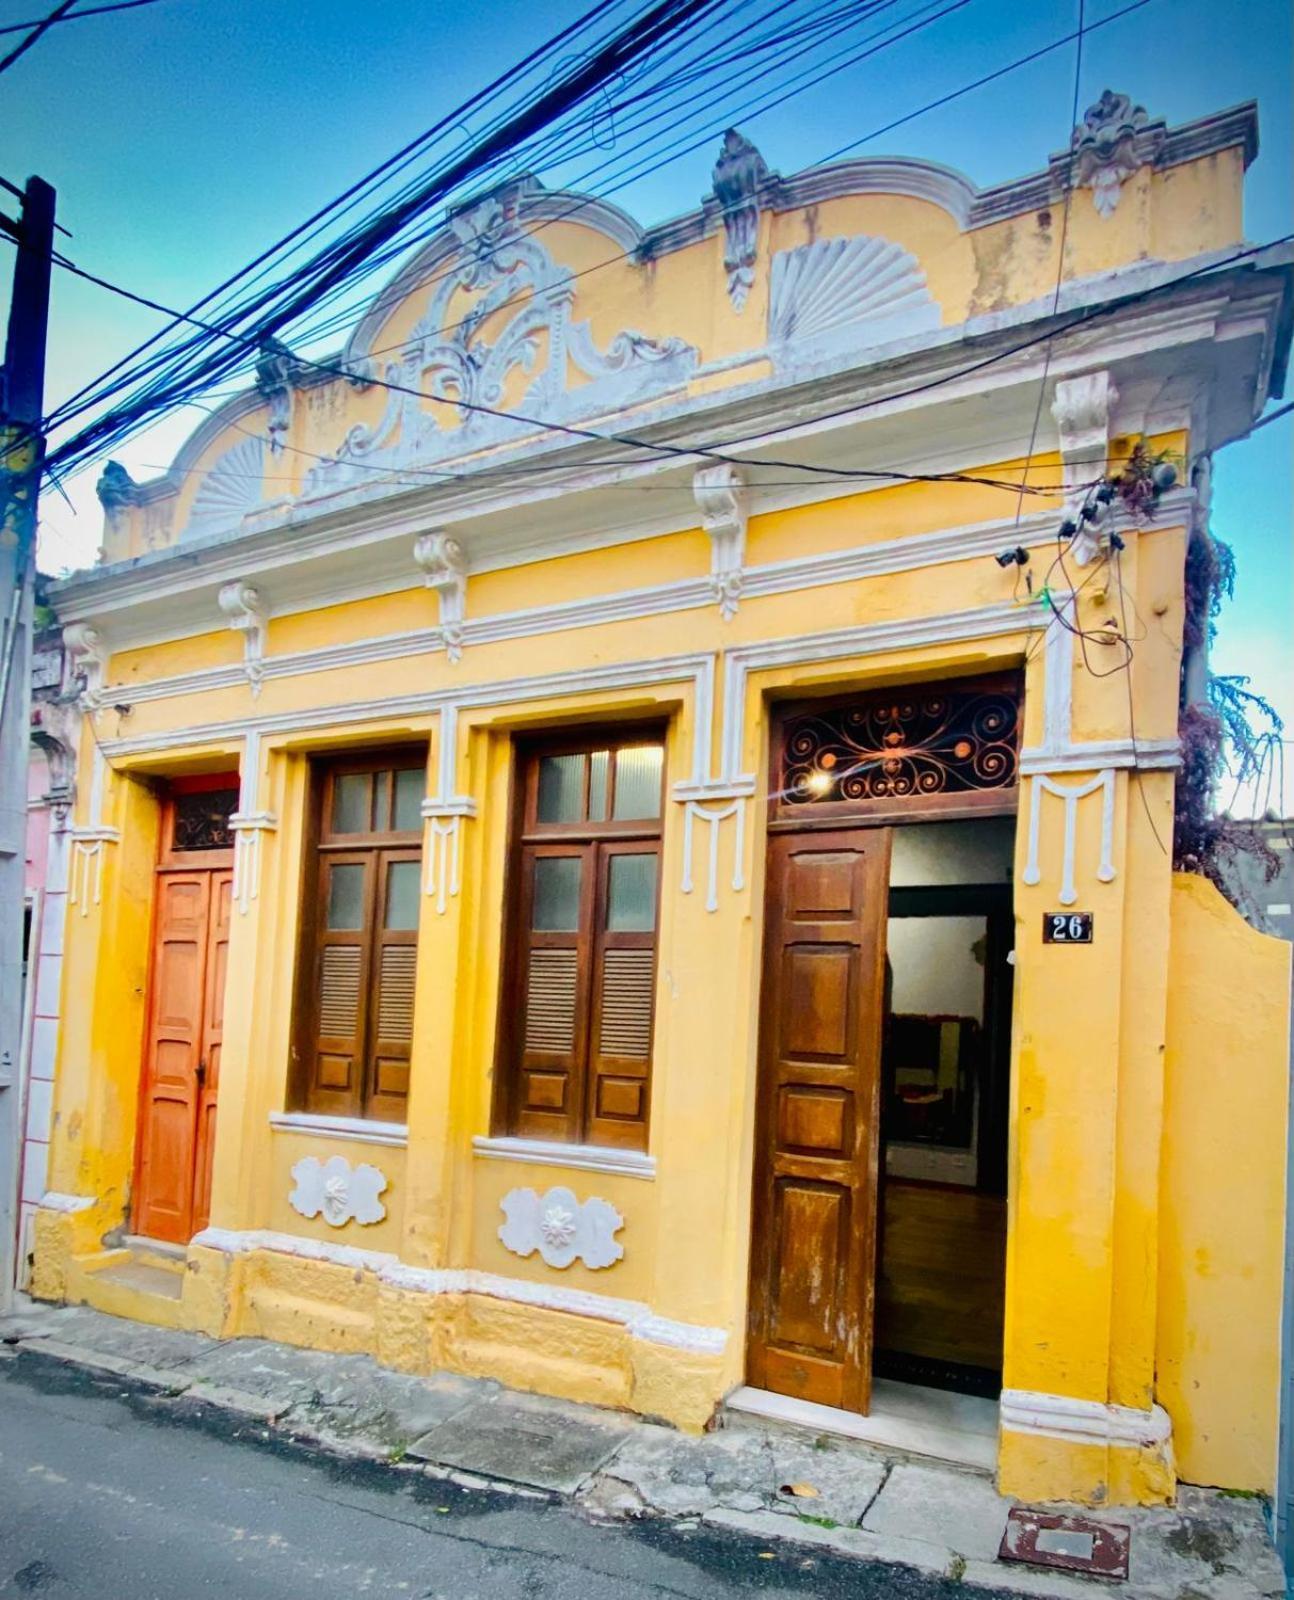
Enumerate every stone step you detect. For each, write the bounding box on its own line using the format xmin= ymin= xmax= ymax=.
xmin=95 ymin=1261 xmax=184 ymax=1302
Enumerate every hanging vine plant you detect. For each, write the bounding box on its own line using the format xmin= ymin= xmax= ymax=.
xmin=1173 ymin=512 xmax=1286 ymax=913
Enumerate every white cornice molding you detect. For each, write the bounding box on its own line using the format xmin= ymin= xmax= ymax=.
xmin=90 ymin=492 xmax=1191 ymax=711
xmin=190 ymin=1226 xmax=726 ymax=1354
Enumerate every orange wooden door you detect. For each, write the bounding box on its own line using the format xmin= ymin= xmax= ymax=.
xmin=747 ymin=827 xmax=891 ymax=1414
xmin=135 ymin=867 xmax=230 ymax=1243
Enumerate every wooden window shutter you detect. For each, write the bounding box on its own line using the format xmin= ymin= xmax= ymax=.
xmin=497 ymin=736 xmax=664 ymax=1153
xmin=293 ymin=753 xmax=426 ymax=1121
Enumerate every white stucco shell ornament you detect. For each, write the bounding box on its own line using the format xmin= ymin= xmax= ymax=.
xmin=289 ymin=1155 xmax=388 ymax=1227
xmin=498 ymin=1185 xmax=624 ymax=1270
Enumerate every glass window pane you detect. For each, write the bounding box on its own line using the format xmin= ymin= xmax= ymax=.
xmin=532 ymin=856 xmax=582 ymax=931
xmin=588 ymin=750 xmax=610 ymax=822
xmin=612 ymin=744 xmax=664 ymax=820
xmin=392 ymin=767 xmax=424 ymax=832
xmin=385 ymin=860 xmax=421 ymax=930
xmin=607 ymin=853 xmax=657 ymax=932
xmin=332 ymin=772 xmax=372 ymax=834
xmin=537 ymin=753 xmax=585 ymax=823
xmin=326 ymin=862 xmax=365 ymax=929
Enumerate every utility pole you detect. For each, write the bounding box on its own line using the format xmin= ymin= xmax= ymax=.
xmin=0 ymin=175 xmax=55 ymax=1313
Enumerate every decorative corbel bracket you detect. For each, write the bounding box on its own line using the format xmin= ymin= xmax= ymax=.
xmin=414 ymin=530 xmax=468 ymax=663
xmin=693 ymin=464 xmax=747 ymax=620
xmin=1052 ymin=370 xmax=1118 ymax=566
xmin=62 ymin=621 xmax=107 ymax=711
xmin=217 ymin=579 xmax=268 ymax=695
xmin=711 ymin=129 xmax=771 ymax=312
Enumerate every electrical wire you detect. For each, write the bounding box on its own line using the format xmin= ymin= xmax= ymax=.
xmin=42 ymin=0 xmax=642 ymax=420
xmin=270 ymin=0 xmax=1157 ymax=384
xmin=47 ymin=0 xmax=909 ymax=427
xmin=251 ymin=0 xmax=967 ymax=360
xmin=46 ymin=0 xmax=980 ymax=448
xmin=0 ymin=0 xmax=161 ymax=33
xmin=0 ymin=0 xmax=79 ymax=77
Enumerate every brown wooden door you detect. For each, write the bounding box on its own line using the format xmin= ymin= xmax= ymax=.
xmin=135 ymin=866 xmax=231 ymax=1243
xmin=747 ymin=827 xmax=891 ymax=1413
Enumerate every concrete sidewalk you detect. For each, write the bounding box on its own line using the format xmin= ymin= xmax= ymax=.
xmin=1 ymin=1297 xmax=1282 ymax=1600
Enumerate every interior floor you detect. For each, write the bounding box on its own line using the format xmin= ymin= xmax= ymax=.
xmin=874 ymin=1178 xmax=1006 ymax=1394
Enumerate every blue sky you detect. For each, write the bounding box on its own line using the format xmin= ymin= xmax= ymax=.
xmin=3 ymin=0 xmax=1290 ymax=794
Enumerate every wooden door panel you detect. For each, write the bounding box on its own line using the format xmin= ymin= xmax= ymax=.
xmin=782 ymin=944 xmax=854 ymax=1060
xmin=768 ymin=1179 xmax=849 ymax=1352
xmin=748 ymin=829 xmax=890 ymax=1415
xmin=777 ymin=1085 xmax=851 ymax=1155
xmin=135 ymin=872 xmax=209 ymax=1243
xmin=785 ymin=851 xmax=860 ymax=918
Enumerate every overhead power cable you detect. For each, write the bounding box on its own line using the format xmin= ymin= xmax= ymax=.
xmin=0 ymin=0 xmax=161 ymax=34
xmin=0 ymin=0 xmax=79 ymax=77
xmin=256 ymin=0 xmax=971 ymax=362
xmin=41 ymin=0 xmax=638 ymax=421
xmin=45 ymin=0 xmax=898 ymax=434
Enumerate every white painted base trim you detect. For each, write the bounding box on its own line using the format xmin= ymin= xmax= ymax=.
xmin=189 ymin=1226 xmax=725 ymax=1355
xmin=999 ymin=1388 xmax=1173 ymax=1449
xmin=727 ymin=1382 xmax=998 ymax=1472
xmin=268 ymin=1111 xmax=408 ymax=1149
xmin=471 ymin=1134 xmax=656 ymax=1180
xmin=38 ymin=1192 xmax=95 ymax=1213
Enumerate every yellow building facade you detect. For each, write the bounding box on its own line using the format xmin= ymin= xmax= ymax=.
xmin=34 ymin=92 xmax=1293 ymax=1507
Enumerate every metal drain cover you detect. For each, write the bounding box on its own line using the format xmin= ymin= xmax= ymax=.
xmin=999 ymin=1507 xmax=1131 ymax=1580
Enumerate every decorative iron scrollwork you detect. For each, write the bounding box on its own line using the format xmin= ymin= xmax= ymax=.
xmin=172 ymin=788 xmax=238 ymax=851
xmin=780 ymin=681 xmax=1019 ymax=808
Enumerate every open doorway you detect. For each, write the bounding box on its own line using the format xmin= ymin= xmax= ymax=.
xmin=745 ymin=677 xmax=1020 ymax=1418
xmin=874 ymin=815 xmax=1014 ymax=1399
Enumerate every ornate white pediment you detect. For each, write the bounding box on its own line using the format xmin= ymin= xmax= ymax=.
xmin=302 ymin=185 xmax=698 ymax=497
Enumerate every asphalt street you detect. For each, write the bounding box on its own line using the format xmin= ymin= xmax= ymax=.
xmin=0 ymin=1350 xmax=1012 ymax=1600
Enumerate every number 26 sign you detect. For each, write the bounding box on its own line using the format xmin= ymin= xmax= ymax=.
xmin=1044 ymin=912 xmax=1093 ymax=943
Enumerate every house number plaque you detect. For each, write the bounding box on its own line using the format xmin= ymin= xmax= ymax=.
xmin=1043 ymin=911 xmax=1093 ymax=943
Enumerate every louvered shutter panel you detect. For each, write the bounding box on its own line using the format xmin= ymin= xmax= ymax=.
xmin=368 ymin=848 xmax=420 ymax=1120
xmin=513 ymin=846 xmax=590 ymax=1143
